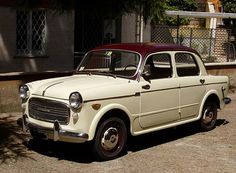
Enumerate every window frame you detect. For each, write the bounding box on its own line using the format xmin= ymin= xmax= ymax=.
xmin=144 ymin=52 xmax=173 ymax=80
xmin=174 ymin=52 xmax=200 ymax=77
xmin=15 ymin=10 xmax=47 ymax=58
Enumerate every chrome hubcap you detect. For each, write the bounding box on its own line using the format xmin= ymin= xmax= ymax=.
xmin=203 ymin=108 xmax=214 ymax=124
xmin=101 ymin=127 xmax=119 ymax=151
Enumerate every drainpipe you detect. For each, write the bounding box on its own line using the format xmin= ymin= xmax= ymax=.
xmin=140 ymin=12 xmax=144 ymax=43
xmin=136 ymin=6 xmax=144 ymax=43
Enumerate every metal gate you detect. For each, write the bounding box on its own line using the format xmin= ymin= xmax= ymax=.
xmin=151 ymin=25 xmax=235 ymax=63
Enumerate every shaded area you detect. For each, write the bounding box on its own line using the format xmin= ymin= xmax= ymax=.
xmin=128 ymin=119 xmax=228 ymax=152
xmin=128 ymin=123 xmax=200 ymax=152
xmin=0 ymin=114 xmax=34 ymax=164
xmin=24 ymin=119 xmax=228 ymax=163
xmin=26 ymin=139 xmax=93 ymax=163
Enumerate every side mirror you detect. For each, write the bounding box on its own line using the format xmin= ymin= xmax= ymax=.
xmin=142 ymin=64 xmax=151 ymax=77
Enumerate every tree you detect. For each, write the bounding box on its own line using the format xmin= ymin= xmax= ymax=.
xmin=221 ymin=0 xmax=236 ymax=35
xmin=221 ymin=0 xmax=236 ymax=25
xmin=222 ymin=0 xmax=236 ymax=12
xmin=14 ymin=0 xmax=197 ymax=25
xmin=151 ymin=0 xmax=198 ymax=25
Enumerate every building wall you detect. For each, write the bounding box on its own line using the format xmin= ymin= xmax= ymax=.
xmin=0 ymin=7 xmax=16 ymax=72
xmin=121 ymin=13 xmax=151 ymax=43
xmin=0 ymin=7 xmax=74 ymax=73
xmin=121 ymin=14 xmax=136 ymax=43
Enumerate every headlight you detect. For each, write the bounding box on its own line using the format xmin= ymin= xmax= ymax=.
xmin=69 ymin=92 xmax=83 ymax=109
xmin=19 ymin=85 xmax=29 ymax=100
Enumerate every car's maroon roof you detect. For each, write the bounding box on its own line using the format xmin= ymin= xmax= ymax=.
xmin=93 ymin=43 xmax=199 ymax=57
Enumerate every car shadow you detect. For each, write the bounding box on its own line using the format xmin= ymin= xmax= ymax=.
xmin=128 ymin=119 xmax=228 ymax=152
xmin=23 ymin=119 xmax=228 ymax=163
xmin=25 ymin=139 xmax=94 ymax=163
xmin=0 ymin=114 xmax=34 ymax=164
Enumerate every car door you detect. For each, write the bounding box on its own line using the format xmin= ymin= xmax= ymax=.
xmin=175 ymin=52 xmax=206 ymax=120
xmin=139 ymin=53 xmax=180 ymax=129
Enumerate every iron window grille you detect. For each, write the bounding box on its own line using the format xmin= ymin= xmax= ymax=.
xmin=16 ymin=10 xmax=46 ymax=57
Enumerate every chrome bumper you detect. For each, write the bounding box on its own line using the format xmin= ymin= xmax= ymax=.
xmin=22 ymin=114 xmax=89 ymax=143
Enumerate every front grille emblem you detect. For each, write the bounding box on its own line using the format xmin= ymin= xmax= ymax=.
xmin=36 ymin=107 xmax=51 ymax=113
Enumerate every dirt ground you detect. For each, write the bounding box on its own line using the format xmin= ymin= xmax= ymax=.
xmin=0 ymin=94 xmax=236 ymax=173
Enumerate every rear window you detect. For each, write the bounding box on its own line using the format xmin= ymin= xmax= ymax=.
xmin=175 ymin=53 xmax=199 ymax=77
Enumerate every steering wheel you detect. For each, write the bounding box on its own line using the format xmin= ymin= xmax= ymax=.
xmin=124 ymin=64 xmax=137 ymax=71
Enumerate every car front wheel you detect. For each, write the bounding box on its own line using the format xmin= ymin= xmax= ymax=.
xmin=200 ymin=102 xmax=217 ymax=131
xmin=93 ymin=117 xmax=127 ymax=160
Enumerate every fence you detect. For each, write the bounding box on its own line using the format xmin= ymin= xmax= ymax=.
xmin=151 ymin=26 xmax=236 ymax=63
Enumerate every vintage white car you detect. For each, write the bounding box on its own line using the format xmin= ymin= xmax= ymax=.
xmin=19 ymin=43 xmax=230 ymax=160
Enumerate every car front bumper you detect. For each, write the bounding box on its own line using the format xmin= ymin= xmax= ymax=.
xmin=22 ymin=114 xmax=89 ymax=143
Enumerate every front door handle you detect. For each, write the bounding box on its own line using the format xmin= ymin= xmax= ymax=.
xmin=142 ymin=84 xmax=150 ymax=90
xmin=200 ymin=79 xmax=205 ymax=84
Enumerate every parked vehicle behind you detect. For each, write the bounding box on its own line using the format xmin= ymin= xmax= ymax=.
xmin=19 ymin=43 xmax=230 ymax=160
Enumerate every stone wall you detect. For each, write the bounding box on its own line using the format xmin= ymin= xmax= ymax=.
xmin=0 ymin=72 xmax=72 ymax=113
xmin=206 ymin=64 xmax=236 ymax=92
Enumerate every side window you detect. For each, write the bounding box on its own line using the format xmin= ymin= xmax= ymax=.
xmin=175 ymin=53 xmax=199 ymax=77
xmin=145 ymin=53 xmax=172 ymax=79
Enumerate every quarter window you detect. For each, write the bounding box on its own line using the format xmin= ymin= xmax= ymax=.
xmin=175 ymin=53 xmax=199 ymax=77
xmin=16 ymin=10 xmax=46 ymax=57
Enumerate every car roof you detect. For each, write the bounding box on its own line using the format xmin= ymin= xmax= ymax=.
xmin=93 ymin=43 xmax=199 ymax=57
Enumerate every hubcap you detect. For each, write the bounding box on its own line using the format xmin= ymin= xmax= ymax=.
xmin=101 ymin=127 xmax=119 ymax=151
xmin=203 ymin=108 xmax=214 ymax=124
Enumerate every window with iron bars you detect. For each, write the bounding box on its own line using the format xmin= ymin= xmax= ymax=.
xmin=16 ymin=10 xmax=46 ymax=57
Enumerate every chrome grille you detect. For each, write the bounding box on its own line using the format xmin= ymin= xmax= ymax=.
xmin=29 ymin=98 xmax=70 ymax=124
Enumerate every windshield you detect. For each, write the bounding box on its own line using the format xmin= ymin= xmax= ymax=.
xmin=77 ymin=50 xmax=141 ymax=78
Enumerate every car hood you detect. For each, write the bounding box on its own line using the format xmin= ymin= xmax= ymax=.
xmin=28 ymin=74 xmax=139 ymax=101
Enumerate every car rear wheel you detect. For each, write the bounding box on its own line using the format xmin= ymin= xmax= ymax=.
xmin=93 ymin=117 xmax=127 ymax=160
xmin=200 ymin=102 xmax=217 ymax=131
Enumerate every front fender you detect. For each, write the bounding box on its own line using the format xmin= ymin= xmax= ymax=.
xmin=87 ymin=103 xmax=132 ymax=141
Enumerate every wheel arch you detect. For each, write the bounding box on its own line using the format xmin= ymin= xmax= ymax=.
xmin=88 ymin=104 xmax=132 ymax=141
xmin=198 ymin=90 xmax=220 ymax=120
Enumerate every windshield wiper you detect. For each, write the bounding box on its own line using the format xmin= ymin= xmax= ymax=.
xmin=95 ymin=71 xmax=117 ymax=78
xmin=76 ymin=70 xmax=116 ymax=78
xmin=75 ymin=71 xmax=92 ymax=75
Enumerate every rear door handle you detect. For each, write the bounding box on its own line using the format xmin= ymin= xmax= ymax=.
xmin=200 ymin=79 xmax=205 ymax=84
xmin=142 ymin=84 xmax=150 ymax=89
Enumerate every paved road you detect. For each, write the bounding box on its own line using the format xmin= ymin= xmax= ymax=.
xmin=0 ymin=94 xmax=236 ymax=173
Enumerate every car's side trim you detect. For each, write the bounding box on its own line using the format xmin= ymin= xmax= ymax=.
xmin=141 ymin=87 xmax=179 ymax=94
xmin=141 ymin=82 xmax=228 ymax=94
xmin=84 ymin=93 xmax=140 ymax=103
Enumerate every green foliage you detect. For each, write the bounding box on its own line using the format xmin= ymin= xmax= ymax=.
xmin=152 ymin=0 xmax=198 ymax=25
xmin=221 ymin=0 xmax=236 ymax=33
xmin=222 ymin=0 xmax=236 ymax=12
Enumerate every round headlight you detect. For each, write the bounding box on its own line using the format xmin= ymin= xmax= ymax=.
xmin=69 ymin=92 xmax=83 ymax=109
xmin=19 ymin=85 xmax=29 ymax=100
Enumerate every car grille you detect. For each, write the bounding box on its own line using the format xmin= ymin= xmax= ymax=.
xmin=29 ymin=98 xmax=70 ymax=124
